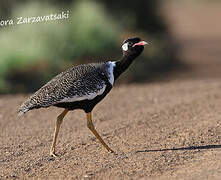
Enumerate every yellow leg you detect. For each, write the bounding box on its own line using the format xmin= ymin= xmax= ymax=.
xmin=50 ymin=109 xmax=69 ymax=157
xmin=86 ymin=112 xmax=114 ymax=153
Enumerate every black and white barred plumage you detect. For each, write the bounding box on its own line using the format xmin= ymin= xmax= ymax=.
xmin=19 ymin=37 xmax=148 ymax=116
xmin=18 ymin=61 xmax=115 ymax=115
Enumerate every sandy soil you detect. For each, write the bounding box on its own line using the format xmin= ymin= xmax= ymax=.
xmin=1 ymin=80 xmax=221 ymax=180
xmin=1 ymin=1 xmax=221 ymax=180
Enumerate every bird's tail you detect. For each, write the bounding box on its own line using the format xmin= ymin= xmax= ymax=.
xmin=18 ymin=99 xmax=35 ymax=116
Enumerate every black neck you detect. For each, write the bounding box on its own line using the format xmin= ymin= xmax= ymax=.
xmin=113 ymin=52 xmax=140 ymax=80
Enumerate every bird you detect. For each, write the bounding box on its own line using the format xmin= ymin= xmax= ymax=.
xmin=18 ymin=37 xmax=149 ymax=157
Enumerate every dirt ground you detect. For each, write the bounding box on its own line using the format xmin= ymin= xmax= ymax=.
xmin=1 ymin=2 xmax=221 ymax=180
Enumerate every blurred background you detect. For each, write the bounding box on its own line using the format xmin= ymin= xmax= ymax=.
xmin=0 ymin=0 xmax=220 ymax=94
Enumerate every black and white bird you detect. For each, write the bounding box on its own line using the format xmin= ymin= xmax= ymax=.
xmin=18 ymin=37 xmax=148 ymax=157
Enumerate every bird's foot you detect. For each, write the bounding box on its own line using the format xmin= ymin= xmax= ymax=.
xmin=50 ymin=151 xmax=58 ymax=157
xmin=107 ymin=148 xmax=114 ymax=153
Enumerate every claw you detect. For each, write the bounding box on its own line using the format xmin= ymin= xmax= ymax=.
xmin=50 ymin=151 xmax=58 ymax=157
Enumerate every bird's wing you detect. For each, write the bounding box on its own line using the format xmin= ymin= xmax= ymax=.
xmin=18 ymin=63 xmax=110 ymax=114
xmin=56 ymin=65 xmax=108 ymax=104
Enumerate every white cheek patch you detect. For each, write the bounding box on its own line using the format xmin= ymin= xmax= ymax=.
xmin=122 ymin=42 xmax=129 ymax=51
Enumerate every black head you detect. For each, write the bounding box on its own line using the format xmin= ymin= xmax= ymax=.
xmin=121 ymin=37 xmax=149 ymax=57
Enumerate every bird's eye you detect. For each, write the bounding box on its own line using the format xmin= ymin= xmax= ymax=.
xmin=128 ymin=42 xmax=133 ymax=46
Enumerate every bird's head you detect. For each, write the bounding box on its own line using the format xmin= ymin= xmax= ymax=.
xmin=121 ymin=37 xmax=149 ymax=57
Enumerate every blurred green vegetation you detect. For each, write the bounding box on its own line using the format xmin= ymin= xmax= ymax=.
xmin=0 ymin=0 xmax=179 ymax=93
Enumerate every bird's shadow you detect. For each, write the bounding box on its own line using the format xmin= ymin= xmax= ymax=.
xmin=136 ymin=144 xmax=221 ymax=153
